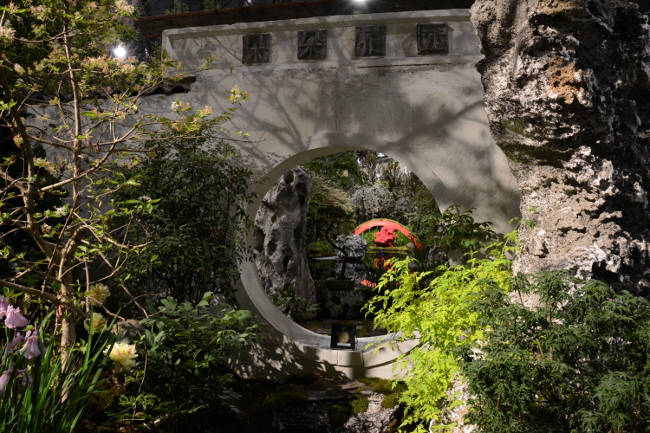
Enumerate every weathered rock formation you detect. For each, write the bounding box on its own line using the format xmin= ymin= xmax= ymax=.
xmin=335 ymin=235 xmax=367 ymax=260
xmin=333 ymin=235 xmax=368 ymax=284
xmin=470 ymin=0 xmax=650 ymax=294
xmin=254 ymin=167 xmax=317 ymax=311
xmin=324 ymin=235 xmax=368 ymax=320
xmin=336 ymin=390 xmax=400 ymax=433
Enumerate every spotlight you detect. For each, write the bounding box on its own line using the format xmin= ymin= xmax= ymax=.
xmin=113 ymin=45 xmax=127 ymax=59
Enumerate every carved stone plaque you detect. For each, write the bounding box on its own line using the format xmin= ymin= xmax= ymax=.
xmin=297 ymin=29 xmax=327 ymax=60
xmin=417 ymin=24 xmax=449 ymax=55
xmin=242 ymin=33 xmax=271 ymax=65
xmin=355 ymin=25 xmax=386 ymax=57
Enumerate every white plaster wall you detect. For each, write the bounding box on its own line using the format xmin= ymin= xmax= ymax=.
xmin=160 ymin=9 xmax=520 ymax=381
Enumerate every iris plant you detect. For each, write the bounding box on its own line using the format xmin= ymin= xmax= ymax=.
xmin=0 ymin=297 xmax=44 ymax=396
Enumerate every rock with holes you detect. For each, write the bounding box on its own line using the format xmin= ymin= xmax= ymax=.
xmin=333 ymin=234 xmax=369 ymax=285
xmin=335 ymin=235 xmax=367 ymax=260
xmin=254 ymin=167 xmax=317 ymax=313
xmin=470 ymin=0 xmax=650 ymax=295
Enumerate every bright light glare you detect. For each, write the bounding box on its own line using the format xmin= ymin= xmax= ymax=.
xmin=113 ymin=45 xmax=127 ymax=59
xmin=353 ymin=0 xmax=368 ymax=3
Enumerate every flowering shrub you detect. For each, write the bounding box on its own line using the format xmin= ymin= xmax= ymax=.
xmin=88 ymin=283 xmax=111 ymax=307
xmin=374 ymin=226 xmax=397 ymax=246
xmin=0 ymin=0 xmax=249 ymax=362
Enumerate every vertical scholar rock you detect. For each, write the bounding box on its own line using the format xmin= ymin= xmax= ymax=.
xmin=470 ymin=0 xmax=650 ymax=294
xmin=254 ymin=167 xmax=318 ymax=313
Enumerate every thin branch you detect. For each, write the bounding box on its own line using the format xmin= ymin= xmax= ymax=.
xmin=41 ymin=141 xmax=118 ymax=192
xmin=0 ymin=279 xmax=89 ymax=319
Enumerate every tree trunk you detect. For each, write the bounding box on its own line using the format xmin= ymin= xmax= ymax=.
xmin=470 ymin=0 xmax=650 ymax=295
xmin=60 ymin=273 xmax=77 ymax=366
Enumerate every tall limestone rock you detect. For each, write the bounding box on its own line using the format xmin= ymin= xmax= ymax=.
xmin=470 ymin=0 xmax=650 ymax=294
xmin=254 ymin=167 xmax=317 ymax=312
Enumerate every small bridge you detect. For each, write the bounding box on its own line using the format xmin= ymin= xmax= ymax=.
xmin=138 ymin=3 xmax=520 ymax=380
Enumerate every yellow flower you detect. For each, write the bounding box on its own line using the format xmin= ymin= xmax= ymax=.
xmin=84 ymin=312 xmax=106 ymax=333
xmin=108 ymin=341 xmax=138 ymax=370
xmin=88 ymin=283 xmax=110 ymax=306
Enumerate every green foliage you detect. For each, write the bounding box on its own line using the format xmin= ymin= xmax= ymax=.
xmin=165 ymin=0 xmax=190 ymax=14
xmin=115 ymin=120 xmax=254 ymax=302
xmin=303 ymin=151 xmax=364 ymax=192
xmin=328 ymin=392 xmax=369 ymax=428
xmin=458 ymin=272 xmax=650 ymax=433
xmin=0 ymin=138 xmax=66 ymax=286
xmin=330 ymin=403 xmax=354 ymax=428
xmin=269 ymin=285 xmax=319 ymax=321
xmin=364 ymin=209 xmax=515 ymax=432
xmin=307 ymin=239 xmax=335 ymax=257
xmin=1 ymin=311 xmax=114 ymax=433
xmin=115 ymin=292 xmax=263 ymax=430
xmin=261 ymin=390 xmax=308 ymax=414
xmin=306 ymin=173 xmax=357 ymax=244
xmin=412 ymin=205 xmax=497 ymax=257
xmin=302 ymin=152 xmax=362 ymax=251
xmin=0 ymin=0 xmax=249 ymax=356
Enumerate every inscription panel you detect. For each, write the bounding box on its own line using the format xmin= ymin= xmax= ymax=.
xmin=355 ymin=25 xmax=386 ymax=57
xmin=417 ymin=24 xmax=449 ymax=55
xmin=243 ymin=33 xmax=271 ymax=65
xmin=297 ymin=29 xmax=327 ymax=60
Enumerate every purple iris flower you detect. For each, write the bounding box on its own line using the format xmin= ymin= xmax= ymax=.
xmin=6 ymin=333 xmax=24 ymax=354
xmin=0 ymin=370 xmax=10 ymax=395
xmin=17 ymin=369 xmax=33 ymax=389
xmin=4 ymin=305 xmax=28 ymax=329
xmin=19 ymin=328 xmax=41 ymax=359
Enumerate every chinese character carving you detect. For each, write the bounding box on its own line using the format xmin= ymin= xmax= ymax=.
xmin=243 ymin=33 xmax=271 ymax=65
xmin=355 ymin=26 xmax=386 ymax=57
xmin=417 ymin=24 xmax=449 ymax=55
xmin=297 ymin=29 xmax=327 ymax=60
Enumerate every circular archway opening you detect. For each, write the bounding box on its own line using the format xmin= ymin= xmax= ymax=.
xmin=252 ymin=150 xmax=440 ymax=339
